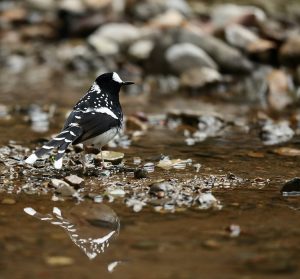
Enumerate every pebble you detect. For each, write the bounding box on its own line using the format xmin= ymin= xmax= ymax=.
xmin=45 ymin=256 xmax=74 ymax=266
xmin=260 ymin=120 xmax=294 ymax=145
xmin=211 ymin=4 xmax=266 ymax=27
xmin=95 ymin=151 xmax=124 ymax=165
xmin=64 ymin=175 xmax=84 ymax=187
xmin=1 ymin=197 xmax=16 ymax=205
xmin=197 ymin=192 xmax=222 ymax=210
xmin=134 ymin=168 xmax=148 ymax=179
xmin=227 ymin=224 xmax=241 ymax=237
xmin=90 ymin=23 xmax=141 ymax=45
xmin=107 ymin=188 xmax=126 ymax=197
xmin=149 ymin=181 xmax=173 ymax=196
xmin=126 ymin=116 xmax=148 ymax=131
xmin=149 ymin=9 xmax=185 ymax=28
xmin=202 ymin=239 xmax=221 ymax=250
xmin=180 ymin=67 xmax=222 ymax=88
xmin=280 ymin=35 xmax=300 ymax=66
xmin=50 ymin=179 xmax=76 ymax=197
xmin=273 ymin=147 xmax=300 ymax=157
xmin=128 ymin=39 xmax=154 ymax=60
xmin=281 ymin=178 xmax=300 ymax=196
xmin=266 ymin=69 xmax=293 ymax=111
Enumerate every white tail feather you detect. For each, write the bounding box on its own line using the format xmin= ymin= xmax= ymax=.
xmin=25 ymin=154 xmax=38 ymax=164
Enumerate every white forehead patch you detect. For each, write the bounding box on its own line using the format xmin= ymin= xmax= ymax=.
xmin=112 ymin=72 xmax=123 ymax=83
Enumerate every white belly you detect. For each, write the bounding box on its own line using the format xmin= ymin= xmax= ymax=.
xmin=83 ymin=127 xmax=119 ymax=147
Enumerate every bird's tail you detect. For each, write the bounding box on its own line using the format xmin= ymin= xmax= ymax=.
xmin=25 ymin=125 xmax=82 ymax=169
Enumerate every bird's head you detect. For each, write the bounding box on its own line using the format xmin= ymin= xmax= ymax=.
xmin=95 ymin=72 xmax=134 ymax=93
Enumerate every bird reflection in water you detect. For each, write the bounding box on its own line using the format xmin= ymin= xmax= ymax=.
xmin=24 ymin=203 xmax=120 ymax=259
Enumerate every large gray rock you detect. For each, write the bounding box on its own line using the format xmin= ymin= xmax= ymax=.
xmin=132 ymin=0 xmax=191 ymax=21
xmin=174 ymin=29 xmax=253 ymax=73
xmin=211 ymin=4 xmax=266 ymax=27
xmin=89 ymin=23 xmax=141 ymax=46
xmin=225 ymin=24 xmax=259 ymax=49
xmin=165 ymin=43 xmax=217 ymax=74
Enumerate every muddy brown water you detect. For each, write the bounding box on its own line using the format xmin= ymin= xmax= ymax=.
xmin=1 ymin=88 xmax=300 ymax=279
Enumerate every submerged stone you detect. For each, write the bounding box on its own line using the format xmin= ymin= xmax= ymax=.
xmin=134 ymin=168 xmax=148 ymax=179
xmin=281 ymin=178 xmax=300 ymax=196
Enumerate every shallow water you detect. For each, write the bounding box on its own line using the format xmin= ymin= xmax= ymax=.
xmin=1 ymin=88 xmax=300 ymax=279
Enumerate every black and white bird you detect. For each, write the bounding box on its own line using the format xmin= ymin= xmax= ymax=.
xmin=25 ymin=72 xmax=134 ymax=169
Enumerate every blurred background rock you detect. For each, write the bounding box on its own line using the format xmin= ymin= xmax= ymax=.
xmin=0 ymin=0 xmax=300 ymax=111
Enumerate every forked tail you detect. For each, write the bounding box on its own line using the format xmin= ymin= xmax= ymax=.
xmin=25 ymin=125 xmax=82 ymax=169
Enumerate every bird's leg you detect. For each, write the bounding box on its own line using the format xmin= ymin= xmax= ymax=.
xmin=100 ymin=147 xmax=104 ymax=166
xmin=97 ymin=147 xmax=105 ymax=170
xmin=81 ymin=148 xmax=87 ymax=174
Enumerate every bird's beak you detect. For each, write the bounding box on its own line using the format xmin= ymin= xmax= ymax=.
xmin=122 ymin=81 xmax=134 ymax=86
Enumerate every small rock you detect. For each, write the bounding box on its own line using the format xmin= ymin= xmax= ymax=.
xmin=1 ymin=198 xmax=16 ymax=205
xmin=83 ymin=0 xmax=112 ymax=10
xmin=93 ymin=195 xmax=103 ymax=203
xmin=149 ymin=9 xmax=185 ymax=28
xmin=226 ymin=224 xmax=241 ymax=237
xmin=202 ymin=239 xmax=221 ymax=250
xmin=149 ymin=181 xmax=173 ymax=196
xmin=134 ymin=168 xmax=148 ymax=179
xmin=280 ymin=35 xmax=300 ymax=66
xmin=225 ymin=24 xmax=259 ymax=49
xmin=260 ymin=120 xmax=294 ymax=145
xmin=126 ymin=198 xmax=146 ymax=212
xmin=59 ymin=0 xmax=86 ymax=13
xmin=281 ymin=178 xmax=300 ymax=196
xmin=107 ymin=188 xmax=125 ymax=197
xmin=88 ymin=35 xmax=119 ymax=56
xmin=133 ymin=157 xmax=142 ymax=165
xmin=95 ymin=151 xmax=124 ymax=165
xmin=197 ymin=192 xmax=222 ymax=210
xmin=100 ymin=170 xmax=111 ymax=177
xmin=143 ymin=162 xmax=155 ymax=173
xmin=273 ymin=147 xmax=300 ymax=157
xmin=126 ymin=116 xmax=148 ymax=131
xmin=211 ymin=4 xmax=266 ymax=27
xmin=50 ymin=179 xmax=76 ymax=197
xmin=128 ymin=39 xmax=154 ymax=60
xmin=90 ymin=23 xmax=141 ymax=45
xmin=157 ymin=157 xmax=191 ymax=170
xmin=165 ymin=43 xmax=218 ymax=74
xmin=247 ymin=151 xmax=265 ymax=158
xmin=64 ymin=175 xmax=84 ymax=187
xmin=180 ymin=67 xmax=222 ymax=88
xmin=46 ymin=256 xmax=74 ymax=266
xmin=266 ymin=70 xmax=293 ymax=111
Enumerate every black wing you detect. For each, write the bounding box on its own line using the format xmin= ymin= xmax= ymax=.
xmin=64 ymin=110 xmax=121 ymax=145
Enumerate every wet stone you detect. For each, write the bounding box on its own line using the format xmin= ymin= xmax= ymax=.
xmin=134 ymin=168 xmax=148 ymax=179
xmin=50 ymin=179 xmax=76 ymax=197
xmin=260 ymin=120 xmax=294 ymax=145
xmin=1 ymin=197 xmax=16 ymax=205
xmin=149 ymin=181 xmax=173 ymax=196
xmin=95 ymin=151 xmax=124 ymax=165
xmin=202 ymin=239 xmax=221 ymax=250
xmin=64 ymin=175 xmax=84 ymax=187
xmin=273 ymin=147 xmax=300 ymax=157
xmin=281 ymin=178 xmax=300 ymax=197
xmin=227 ymin=224 xmax=241 ymax=238
xmin=45 ymin=256 xmax=74 ymax=266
